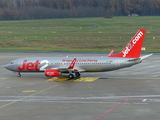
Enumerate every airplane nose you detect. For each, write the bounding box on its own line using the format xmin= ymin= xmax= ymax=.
xmin=5 ymin=64 xmax=10 ymax=70
xmin=5 ymin=64 xmax=13 ymax=71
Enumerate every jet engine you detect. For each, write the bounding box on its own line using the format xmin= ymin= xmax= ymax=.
xmin=44 ymin=69 xmax=60 ymax=77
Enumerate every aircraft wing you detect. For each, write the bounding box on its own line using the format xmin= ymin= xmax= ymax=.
xmin=50 ymin=58 xmax=85 ymax=73
xmin=50 ymin=66 xmax=85 ymax=73
xmin=71 ymin=66 xmax=85 ymax=72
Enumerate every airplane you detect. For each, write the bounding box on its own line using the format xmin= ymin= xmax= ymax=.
xmin=5 ymin=29 xmax=152 ymax=79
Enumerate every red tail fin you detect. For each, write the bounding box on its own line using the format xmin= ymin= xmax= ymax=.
xmin=108 ymin=29 xmax=146 ymax=58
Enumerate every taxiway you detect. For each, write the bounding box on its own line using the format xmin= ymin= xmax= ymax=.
xmin=0 ymin=52 xmax=160 ymax=120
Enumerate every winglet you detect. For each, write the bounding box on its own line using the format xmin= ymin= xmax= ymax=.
xmin=68 ymin=58 xmax=77 ymax=69
xmin=108 ymin=29 xmax=146 ymax=58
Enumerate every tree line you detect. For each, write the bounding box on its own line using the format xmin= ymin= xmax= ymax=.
xmin=0 ymin=0 xmax=160 ymax=20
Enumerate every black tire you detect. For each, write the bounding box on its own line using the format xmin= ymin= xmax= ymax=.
xmin=68 ymin=74 xmax=74 ymax=79
xmin=75 ymin=72 xmax=80 ymax=77
xmin=17 ymin=74 xmax=21 ymax=77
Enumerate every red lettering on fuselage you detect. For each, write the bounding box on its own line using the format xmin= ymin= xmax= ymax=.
xmin=18 ymin=60 xmax=40 ymax=71
xmin=62 ymin=59 xmax=98 ymax=62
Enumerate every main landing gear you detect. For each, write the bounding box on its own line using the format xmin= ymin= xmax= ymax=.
xmin=68 ymin=72 xmax=81 ymax=79
xmin=17 ymin=72 xmax=21 ymax=77
xmin=75 ymin=72 xmax=81 ymax=77
xmin=68 ymin=74 xmax=74 ymax=79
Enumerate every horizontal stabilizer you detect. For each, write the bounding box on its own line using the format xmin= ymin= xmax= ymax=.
xmin=140 ymin=54 xmax=153 ymax=60
xmin=128 ymin=58 xmax=141 ymax=62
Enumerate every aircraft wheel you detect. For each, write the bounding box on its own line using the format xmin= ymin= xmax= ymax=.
xmin=68 ymin=74 xmax=74 ymax=79
xmin=17 ymin=73 xmax=21 ymax=77
xmin=75 ymin=72 xmax=80 ymax=77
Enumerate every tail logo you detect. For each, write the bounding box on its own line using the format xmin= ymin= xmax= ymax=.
xmin=122 ymin=31 xmax=143 ymax=57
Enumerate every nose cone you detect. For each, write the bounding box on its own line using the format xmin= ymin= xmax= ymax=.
xmin=5 ymin=64 xmax=14 ymax=71
xmin=5 ymin=64 xmax=10 ymax=70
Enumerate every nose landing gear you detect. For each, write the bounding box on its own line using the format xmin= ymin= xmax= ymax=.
xmin=17 ymin=72 xmax=21 ymax=77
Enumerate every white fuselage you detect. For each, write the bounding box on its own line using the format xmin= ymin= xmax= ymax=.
xmin=5 ymin=57 xmax=141 ymax=73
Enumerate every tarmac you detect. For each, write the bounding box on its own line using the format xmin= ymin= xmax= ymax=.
xmin=0 ymin=52 xmax=160 ymax=120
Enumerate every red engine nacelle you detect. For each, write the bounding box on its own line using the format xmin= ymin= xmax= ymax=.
xmin=44 ymin=69 xmax=60 ymax=77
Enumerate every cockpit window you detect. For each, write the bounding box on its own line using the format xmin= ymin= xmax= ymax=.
xmin=10 ymin=62 xmax=14 ymax=64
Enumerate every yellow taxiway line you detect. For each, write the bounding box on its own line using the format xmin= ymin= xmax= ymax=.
xmin=46 ymin=77 xmax=99 ymax=82
xmin=22 ymin=90 xmax=37 ymax=93
xmin=0 ymin=82 xmax=64 ymax=109
xmin=0 ymin=77 xmax=99 ymax=108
